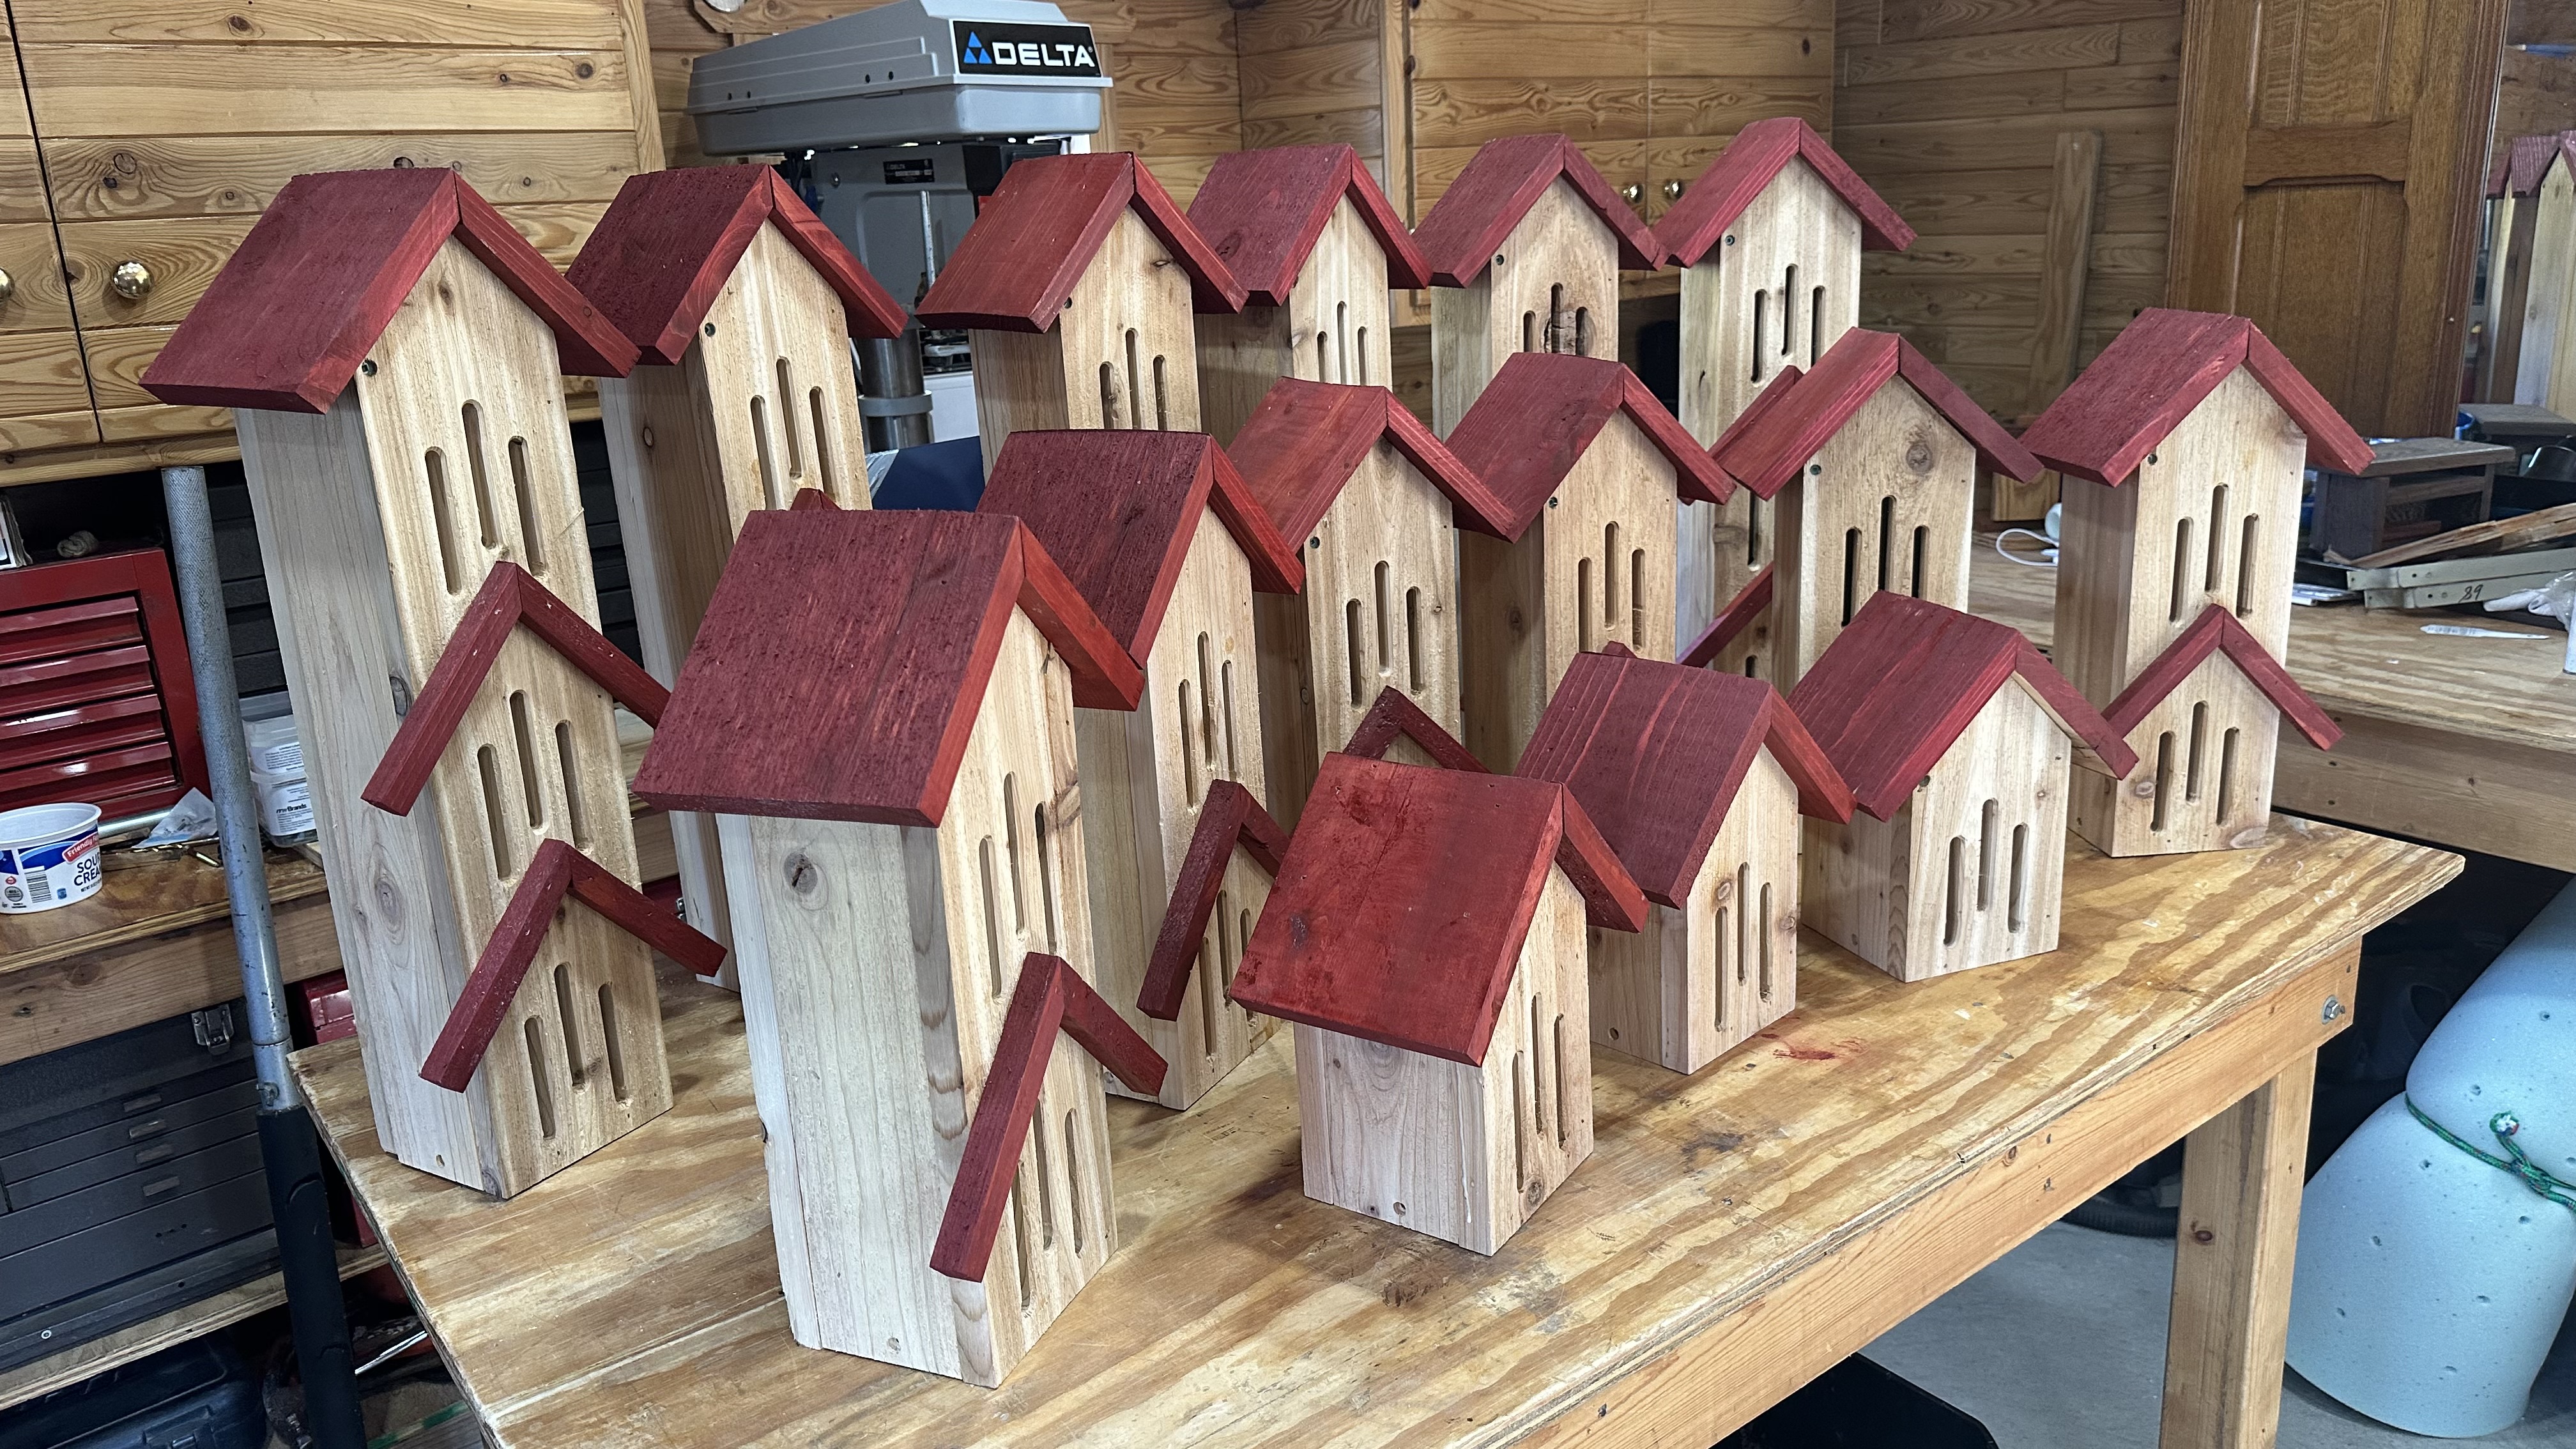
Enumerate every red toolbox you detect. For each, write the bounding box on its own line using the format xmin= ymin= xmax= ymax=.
xmin=0 ymin=551 xmax=207 ymax=820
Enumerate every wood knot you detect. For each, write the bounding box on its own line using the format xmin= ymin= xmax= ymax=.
xmin=1905 ymin=440 xmax=1933 ymax=474
xmin=227 ymin=13 xmax=252 ymax=31
xmin=784 ymin=853 xmax=820 ymax=895
xmin=2192 ymin=1227 xmax=2216 ymax=1244
xmin=575 ymin=61 xmax=595 ymax=79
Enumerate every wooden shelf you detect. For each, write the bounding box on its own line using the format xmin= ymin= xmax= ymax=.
xmin=0 ymin=1242 xmax=389 ymax=1413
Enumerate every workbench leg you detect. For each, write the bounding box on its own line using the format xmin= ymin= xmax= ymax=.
xmin=2158 ymin=1054 xmax=2317 ymax=1449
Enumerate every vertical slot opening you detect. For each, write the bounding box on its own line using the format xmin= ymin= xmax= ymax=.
xmin=1238 ymin=909 xmax=1255 ymax=1025
xmin=1512 ymin=1054 xmax=1529 ymax=1190
xmin=1220 ymin=659 xmax=1239 ymax=779
xmin=1216 ymin=888 xmax=1237 ymax=983
xmin=1358 ymin=326 xmax=1371 ymax=384
xmin=1736 ymin=864 xmax=1752 ymax=982
xmin=461 ymin=402 xmax=499 ymax=547
xmin=509 ymin=438 xmax=544 ymax=574
xmin=1404 ymin=586 xmax=1423 ymax=691
xmin=1575 ymin=306 xmax=1593 ymax=357
xmin=1004 ymin=774 xmax=1027 ymax=930
xmin=2150 ymin=732 xmax=2175 ymax=832
xmin=1978 ymin=799 xmax=1998 ymax=910
xmin=1944 ymin=836 xmax=1965 ymax=946
xmin=1344 ymin=600 xmax=1364 ymax=705
xmin=1747 ymin=496 xmax=1764 ymax=567
xmin=2186 ymin=703 xmax=2209 ymax=802
xmin=1196 ymin=634 xmax=1219 ymax=779
xmin=1841 ymin=528 xmax=1862 ymax=625
xmin=1336 ymin=301 xmax=1349 ymax=380
xmin=751 ymin=395 xmax=781 ymax=509
xmin=1602 ymin=523 xmax=1620 ymax=633
xmin=553 ymin=962 xmax=584 ymax=1087
xmin=477 ymin=745 xmax=513 ymax=878
xmin=1910 ymin=526 xmax=1928 ymax=599
xmin=1317 ymin=330 xmax=1330 ymax=378
xmin=777 ymin=360 xmax=804 ymax=479
xmin=1124 ymin=330 xmax=1143 ymax=428
xmin=2008 ymin=825 xmax=2030 ymax=931
xmin=1032 ymin=1116 xmax=1057 ymax=1248
xmin=1064 ymin=1110 xmax=1086 ymax=1251
xmin=1548 ymin=284 xmax=1566 ymax=352
xmin=809 ymin=388 xmax=837 ymax=498
xmin=509 ymin=691 xmax=543 ymax=828
xmin=2205 ymin=485 xmax=2228 ymax=592
xmin=1876 ymin=496 xmax=1896 ymax=594
xmin=598 ymin=983 xmax=629 ymax=1100
xmin=1750 ymin=292 xmax=1767 ymax=380
xmin=1153 ymin=355 xmax=1169 ymax=430
xmin=1781 ymin=265 xmax=1798 ymax=354
xmin=1522 ymin=310 xmax=1537 ymax=353
xmin=553 ymin=722 xmax=588 ymax=849
xmin=1034 ymin=804 xmax=1061 ymax=951
xmin=1198 ymin=935 xmax=1222 ymax=1059
xmin=1811 ymin=286 xmax=1825 ymax=362
xmin=1714 ymin=901 xmax=1729 ymax=1029
xmin=2169 ymin=518 xmax=2193 ymax=622
xmin=1374 ymin=561 xmax=1392 ymax=670
xmin=1552 ymin=1015 xmax=1571 ymax=1146
xmin=1178 ymin=679 xmax=1200 ymax=801
xmin=1577 ymin=558 xmax=1595 ymax=651
xmin=1746 ymin=656 xmax=1759 ymax=678
xmin=524 ymin=1018 xmax=556 ymax=1138
xmin=1011 ymin=1170 xmax=1036 ymax=1308
xmin=425 ymin=450 xmax=463 ymax=594
xmin=1758 ymin=884 xmax=1775 ymax=1000
xmin=2218 ymin=728 xmax=2242 ymax=822
xmin=980 ymin=837 xmax=1006 ymax=998
xmin=1529 ymin=995 xmax=1547 ymax=1145
xmin=1631 ymin=549 xmax=1646 ymax=642
xmin=2237 ymin=515 xmax=2261 ymax=617
xmin=1098 ymin=362 xmax=1119 ymax=428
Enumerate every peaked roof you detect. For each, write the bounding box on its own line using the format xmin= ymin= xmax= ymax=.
xmin=421 ymin=838 xmax=725 ymax=1091
xmin=568 ymin=165 xmax=908 ymax=365
xmin=913 ymin=152 xmax=1244 ymax=330
xmin=976 ymin=430 xmax=1301 ymax=663
xmin=1184 ymin=144 xmax=1430 ymax=305
xmin=2103 ymin=604 xmax=2342 ymax=750
xmin=1518 ymin=648 xmax=1852 ymax=909
xmin=143 ymin=168 xmax=638 ymax=413
xmin=1228 ymin=754 xmax=1644 ymax=1067
xmin=1785 ymin=593 xmax=2138 ymax=820
xmin=1342 ymin=686 xmax=1491 ymax=772
xmin=1138 ymin=779 xmax=1289 ymax=1021
xmin=1712 ymin=329 xmax=2040 ymax=499
xmin=1228 ymin=379 xmax=1513 ymax=543
xmin=2488 ymin=132 xmax=2575 ymax=199
xmin=1657 ymin=117 xmax=1915 ymax=266
xmin=1411 ymin=134 xmax=1664 ymax=286
xmin=1444 ymin=353 xmax=1735 ymax=537
xmin=1680 ymin=564 xmax=1774 ymax=668
xmin=633 ymin=508 xmax=1142 ymax=825
xmin=2020 ymin=308 xmax=2374 ymax=484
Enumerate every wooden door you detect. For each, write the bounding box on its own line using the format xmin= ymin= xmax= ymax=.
xmin=2166 ymin=0 xmax=2509 ymax=437
xmin=0 ymin=5 xmax=99 ymax=456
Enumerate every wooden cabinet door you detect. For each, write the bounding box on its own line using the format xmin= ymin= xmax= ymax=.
xmin=2166 ymin=0 xmax=2509 ymax=436
xmin=0 ymin=6 xmax=100 ymax=456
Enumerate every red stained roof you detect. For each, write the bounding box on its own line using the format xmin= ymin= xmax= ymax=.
xmin=1228 ymin=379 xmax=1513 ymax=543
xmin=568 ymin=166 xmax=907 ymax=365
xmin=1444 ymin=353 xmax=1735 ymax=538
xmin=2019 ymin=309 xmax=2374 ymax=484
xmin=1138 ymin=779 xmax=1289 ymax=1022
xmin=1656 ymin=117 xmax=1915 ymax=266
xmin=1185 ymin=144 xmax=1430 ymax=306
xmin=1785 ymin=593 xmax=2137 ymax=821
xmin=1411 ymin=134 xmax=1664 ymax=287
xmin=1228 ymin=754 xmax=1644 ymax=1067
xmin=1712 ymin=328 xmax=2039 ymax=500
xmin=1519 ymin=649 xmax=1852 ymax=909
xmin=632 ymin=508 xmax=1141 ymax=825
xmin=2103 ymin=604 xmax=2341 ymax=750
xmin=1680 ymin=564 xmax=1774 ymax=669
xmin=976 ymin=430 xmax=1301 ymax=664
xmin=912 ymin=152 xmax=1244 ymax=330
xmin=1341 ymin=686 xmax=1490 ymax=772
xmin=143 ymin=169 xmax=638 ymax=413
xmin=2488 ymin=132 xmax=2575 ymax=199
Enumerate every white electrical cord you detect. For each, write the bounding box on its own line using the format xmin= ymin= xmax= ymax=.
xmin=1994 ymin=527 xmax=2058 ymax=567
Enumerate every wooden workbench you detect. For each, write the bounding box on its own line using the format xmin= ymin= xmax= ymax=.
xmin=294 ymin=818 xmax=2453 ymax=1448
xmin=1972 ymin=538 xmax=2576 ymax=872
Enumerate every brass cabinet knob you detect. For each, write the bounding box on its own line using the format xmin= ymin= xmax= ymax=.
xmin=1663 ymin=178 xmax=1685 ymax=201
xmin=109 ymin=259 xmax=152 ymax=300
xmin=0 ymin=267 xmax=13 ymax=304
xmin=1619 ymin=183 xmax=1643 ymax=206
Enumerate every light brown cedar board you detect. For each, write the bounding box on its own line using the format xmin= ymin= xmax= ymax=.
xmin=294 ymin=820 xmax=2455 ymax=1448
xmin=2338 ymin=498 xmax=2576 ymax=567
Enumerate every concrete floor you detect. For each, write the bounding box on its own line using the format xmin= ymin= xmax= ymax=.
xmin=1864 ymin=1222 xmax=2576 ymax=1446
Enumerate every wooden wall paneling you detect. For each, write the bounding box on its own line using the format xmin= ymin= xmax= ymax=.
xmin=0 ymin=8 xmax=101 ymax=455
xmin=2165 ymin=0 xmax=2511 ymax=437
xmin=1995 ymin=129 xmax=2103 ymax=521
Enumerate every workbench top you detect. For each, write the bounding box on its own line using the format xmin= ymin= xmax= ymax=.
xmin=293 ymin=818 xmax=2453 ymax=1448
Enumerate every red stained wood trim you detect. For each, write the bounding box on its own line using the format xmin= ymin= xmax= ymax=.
xmin=1553 ymin=786 xmax=1650 ymax=933
xmin=1412 ymin=134 xmax=1664 ymax=287
xmin=788 ymin=486 xmax=839 ymax=511
xmin=1186 ymin=144 xmax=1430 ymax=305
xmin=1445 ymin=353 xmax=1733 ymax=539
xmin=1229 ymin=379 xmax=1514 ymax=545
xmin=1137 ymin=779 xmax=1287 ymax=1021
xmin=1205 ymin=442 xmax=1305 ymax=597
xmin=1680 ymin=564 xmax=1774 ymax=669
xmin=1715 ymin=330 xmax=2037 ymax=500
xmin=1340 ymin=686 xmax=1488 ymax=771
xmin=362 ymin=562 xmax=670 ymax=816
xmin=144 ymin=169 xmax=638 ymax=413
xmin=1657 ymin=116 xmax=1915 ymax=268
xmin=2488 ymin=132 xmax=2572 ymax=198
xmin=419 ymin=838 xmax=724 ymax=1091
xmin=2240 ymin=325 xmax=2375 ymax=475
xmin=931 ymin=953 xmax=1166 ymax=1282
xmin=569 ymin=167 xmax=907 ymax=367
xmin=2102 ymin=604 xmax=2343 ymax=750
xmin=914 ymin=153 xmax=1243 ymax=332
xmin=1014 ymin=523 xmax=1148 ymax=711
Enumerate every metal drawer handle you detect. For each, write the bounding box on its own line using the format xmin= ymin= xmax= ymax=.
xmin=1663 ymin=178 xmax=1685 ymax=201
xmin=1618 ymin=183 xmax=1643 ymax=206
xmin=110 ymin=259 xmax=153 ymax=300
xmin=0 ymin=267 xmax=13 ymax=303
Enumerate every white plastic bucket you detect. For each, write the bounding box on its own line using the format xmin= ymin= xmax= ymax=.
xmin=0 ymin=802 xmax=104 ymax=914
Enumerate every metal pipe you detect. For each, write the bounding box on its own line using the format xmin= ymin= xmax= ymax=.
xmin=161 ymin=464 xmax=365 ymax=1449
xmin=858 ymin=326 xmax=934 ymax=452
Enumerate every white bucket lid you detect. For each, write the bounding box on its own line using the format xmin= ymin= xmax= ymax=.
xmin=0 ymin=801 xmax=103 ymax=851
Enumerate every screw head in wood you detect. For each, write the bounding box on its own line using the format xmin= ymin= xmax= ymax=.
xmin=1494 ymin=252 xmax=1506 ymax=269
xmin=2321 ymin=994 xmax=2345 ymax=1022
xmin=1547 ymin=496 xmax=1559 ymax=509
xmin=1809 ymin=463 xmax=1822 ymax=475
xmin=2146 ymin=452 xmax=2159 ymax=466
xmin=1724 ymin=234 xmax=1736 ymax=247
xmin=360 ymin=359 xmax=378 ymax=376
xmin=704 ymin=321 xmax=717 ymax=336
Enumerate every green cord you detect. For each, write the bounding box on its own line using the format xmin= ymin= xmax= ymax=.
xmin=2405 ymin=1096 xmax=2576 ymax=1216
